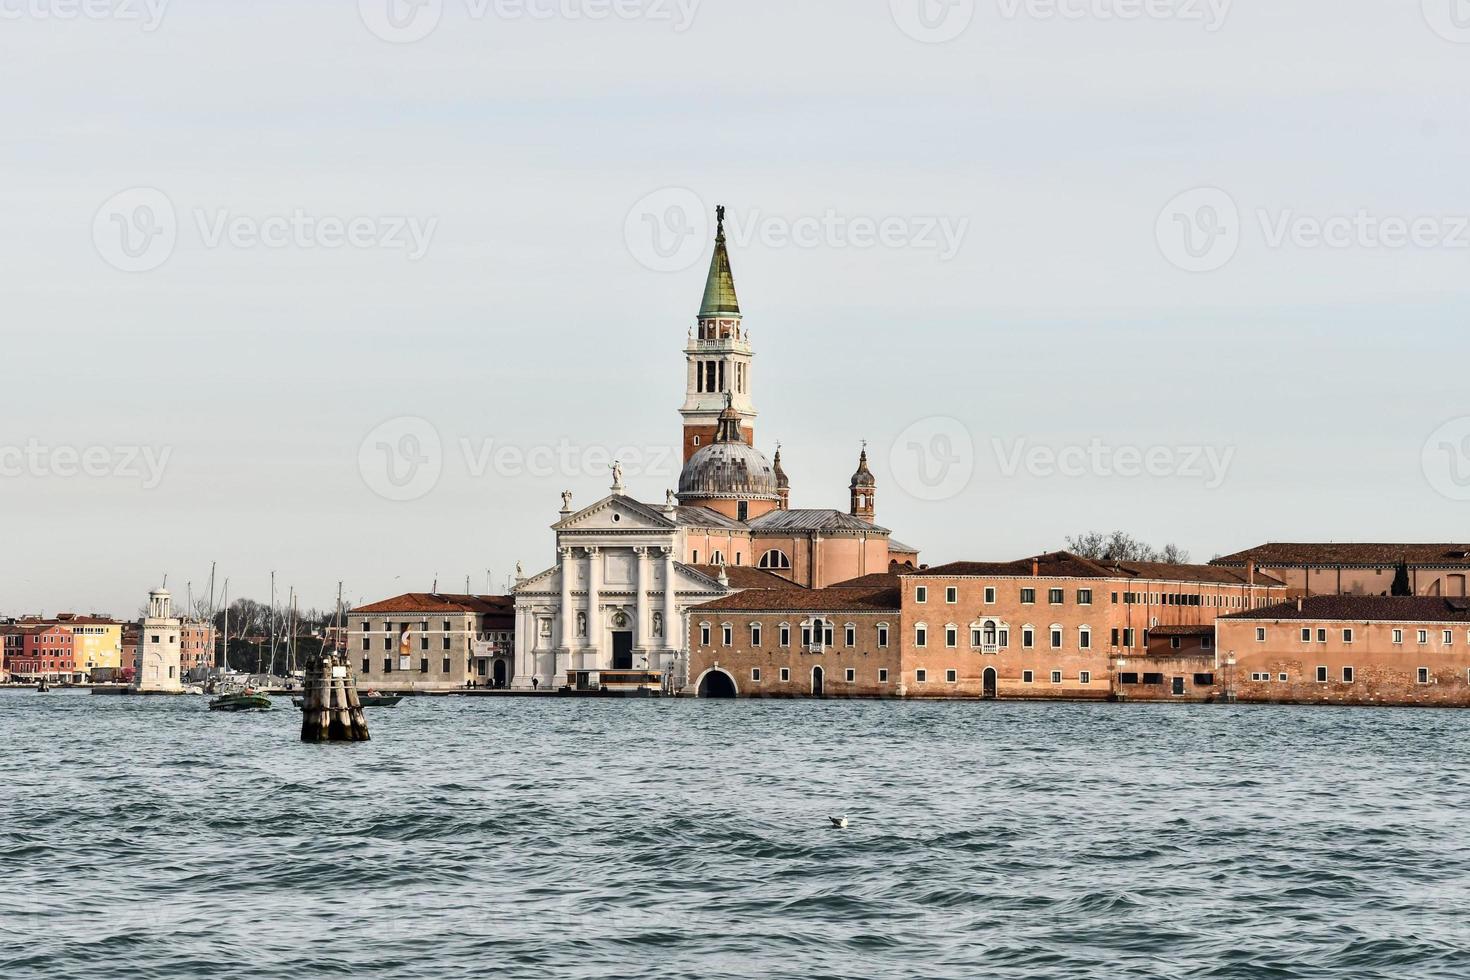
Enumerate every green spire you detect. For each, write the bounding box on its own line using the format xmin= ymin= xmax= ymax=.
xmin=699 ymin=205 xmax=741 ymax=318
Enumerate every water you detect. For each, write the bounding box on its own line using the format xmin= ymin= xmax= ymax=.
xmin=2 ymin=690 xmax=1468 ymax=980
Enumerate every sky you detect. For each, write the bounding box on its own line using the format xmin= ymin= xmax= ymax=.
xmin=3 ymin=0 xmax=1470 ymax=617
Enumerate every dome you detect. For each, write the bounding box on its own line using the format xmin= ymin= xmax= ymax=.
xmin=678 ymin=395 xmax=780 ymax=502
xmin=679 ymin=441 xmax=780 ymax=501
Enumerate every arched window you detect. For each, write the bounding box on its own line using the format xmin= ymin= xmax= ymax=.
xmin=758 ymin=550 xmax=792 ymax=570
xmin=711 ymin=551 xmax=725 ymax=566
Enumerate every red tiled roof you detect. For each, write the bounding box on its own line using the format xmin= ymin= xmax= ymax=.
xmin=908 ymin=552 xmax=1284 ymax=587
xmin=684 ymin=565 xmax=798 ymax=589
xmin=352 ymin=593 xmax=514 ymax=615
xmin=1225 ymin=596 xmax=1470 ymax=623
xmin=1148 ymin=625 xmax=1215 ymax=637
xmin=1213 ymin=543 xmax=1470 ymax=567
xmin=828 ymin=572 xmax=905 ymax=589
xmin=692 ymin=586 xmax=899 ymax=613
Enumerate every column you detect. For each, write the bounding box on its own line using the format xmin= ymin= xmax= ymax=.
xmin=585 ymin=547 xmax=601 ymax=670
xmin=634 ymin=547 xmax=650 ymax=661
xmin=557 ymin=547 xmax=574 ymax=655
xmin=662 ymin=546 xmax=679 ymax=676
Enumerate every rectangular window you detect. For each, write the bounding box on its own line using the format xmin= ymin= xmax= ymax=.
xmin=420 ymin=636 xmax=429 ymax=651
xmin=1343 ymin=628 xmax=1354 ymax=643
xmin=1079 ymin=629 xmax=1091 ymax=650
xmin=1279 ymin=673 xmax=1289 ymax=683
xmin=946 ymin=669 xmax=957 ymax=683
xmin=780 ymin=668 xmax=790 ymax=683
xmin=384 ymin=638 xmax=392 ymax=650
xmin=1120 ymin=672 xmax=1138 ymax=684
xmin=878 ymin=668 xmax=889 ymax=682
xmin=1049 ymin=588 xmax=1064 ymax=605
xmin=1342 ymin=666 xmax=1355 ymax=683
xmin=1023 ymin=670 xmax=1035 ymax=683
xmin=999 ymin=629 xmax=1009 ymax=647
xmin=915 ymin=586 xmax=927 ymax=603
xmin=362 ymin=637 xmax=370 ymax=650
xmin=1194 ymin=673 xmax=1215 ymax=686
xmin=722 ymin=625 xmax=732 ymax=646
xmin=1256 ymin=627 xmax=1266 ymax=642
xmin=945 ymin=587 xmax=958 ymax=604
xmin=1316 ymin=665 xmax=1328 ymax=683
xmin=1050 ymin=670 xmax=1062 ymax=684
xmin=751 ymin=624 xmax=762 ymax=646
xmin=984 ymin=587 xmax=996 ymax=604
xmin=1445 ymin=630 xmax=1454 ymax=645
xmin=915 ymin=626 xmax=927 ymax=647
xmin=1300 ymin=628 xmax=1311 ymax=642
xmin=1143 ymin=672 xmax=1165 ymax=685
xmin=442 ymin=657 xmax=450 ymax=673
xmin=1111 ymin=628 xmax=1120 ymax=647
xmin=442 ymin=619 xmax=451 ymax=632
xmin=1393 ymin=629 xmax=1404 ymax=644
xmin=1022 ymin=628 xmax=1035 ymax=649
xmin=1021 ymin=588 xmax=1036 ymax=604
xmin=700 ymin=624 xmax=711 ymax=645
xmin=1050 ymin=628 xmax=1062 ymax=649
xmin=1317 ymin=629 xmax=1327 ymax=643
xmin=1122 ymin=628 xmax=1134 ymax=648
xmin=877 ymin=626 xmax=889 ymax=648
xmin=384 ymin=658 xmax=393 ymax=673
xmin=845 ymin=625 xmax=855 ymax=647
xmin=846 ymin=668 xmax=855 ymax=683
xmin=945 ymin=626 xmax=958 ymax=648
xmin=419 ymin=658 xmax=429 ymax=674
xmin=916 ymin=669 xmax=928 ymax=683
xmin=1076 ymin=589 xmax=1092 ymax=605
xmin=780 ymin=625 xmax=790 ymax=647
xmin=1079 ymin=670 xmax=1091 ymax=684
xmin=1419 ymin=667 xmax=1430 ymax=684
xmin=1171 ymin=637 xmax=1182 ymax=650
xmin=751 ymin=668 xmax=761 ymax=682
xmin=442 ymin=636 xmax=451 ymax=650
xmin=362 ymin=657 xmax=370 ymax=674
xmin=971 ymin=627 xmax=982 ymax=647
xmin=1418 ymin=630 xmax=1429 ymax=645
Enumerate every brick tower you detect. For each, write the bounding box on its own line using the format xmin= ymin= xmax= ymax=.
xmin=680 ymin=206 xmax=756 ymax=463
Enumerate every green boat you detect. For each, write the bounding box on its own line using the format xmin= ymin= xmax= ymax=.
xmin=208 ymin=691 xmax=272 ymax=712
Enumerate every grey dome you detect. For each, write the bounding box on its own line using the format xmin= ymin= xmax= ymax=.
xmin=679 ymin=441 xmax=780 ymax=501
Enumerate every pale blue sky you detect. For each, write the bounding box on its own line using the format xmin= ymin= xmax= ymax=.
xmin=3 ymin=0 xmax=1469 ymax=615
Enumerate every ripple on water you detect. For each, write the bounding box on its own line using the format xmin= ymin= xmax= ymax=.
xmin=2 ymin=694 xmax=1470 ymax=980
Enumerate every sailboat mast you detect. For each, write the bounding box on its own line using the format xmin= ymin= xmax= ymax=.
xmin=221 ymin=580 xmax=229 ymax=673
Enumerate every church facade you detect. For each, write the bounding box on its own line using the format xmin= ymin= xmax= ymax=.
xmin=510 ymin=208 xmax=920 ymax=693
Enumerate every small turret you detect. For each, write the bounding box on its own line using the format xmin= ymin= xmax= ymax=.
xmin=773 ymin=443 xmax=790 ymax=511
xmin=849 ymin=442 xmax=876 ymax=524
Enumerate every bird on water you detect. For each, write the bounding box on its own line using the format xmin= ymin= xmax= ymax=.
xmin=829 ymin=815 xmax=848 ymax=829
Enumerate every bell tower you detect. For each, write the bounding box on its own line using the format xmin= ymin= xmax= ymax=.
xmin=850 ymin=443 xmax=876 ymax=524
xmin=681 ymin=206 xmax=755 ymax=463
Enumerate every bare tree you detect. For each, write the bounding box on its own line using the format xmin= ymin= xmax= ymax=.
xmin=1066 ymin=531 xmax=1191 ymax=565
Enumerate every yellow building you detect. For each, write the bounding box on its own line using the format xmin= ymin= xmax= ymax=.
xmin=51 ymin=614 xmax=124 ymax=678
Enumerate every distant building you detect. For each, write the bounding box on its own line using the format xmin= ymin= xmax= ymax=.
xmin=48 ymin=614 xmax=123 ymax=679
xmin=179 ymin=622 xmax=216 ymax=678
xmin=1217 ymin=596 xmax=1470 ymax=707
xmin=348 ymin=594 xmax=515 ymax=691
xmin=1212 ymin=543 xmax=1470 ymax=597
xmin=3 ymin=623 xmax=78 ymax=682
xmin=134 ymin=589 xmax=183 ymax=693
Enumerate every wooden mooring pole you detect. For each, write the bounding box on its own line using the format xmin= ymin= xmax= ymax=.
xmin=300 ymin=652 xmax=370 ymax=743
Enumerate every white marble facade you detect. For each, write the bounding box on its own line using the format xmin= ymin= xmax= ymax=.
xmin=512 ymin=491 xmax=728 ymax=691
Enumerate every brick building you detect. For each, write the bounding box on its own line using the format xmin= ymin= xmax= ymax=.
xmin=688 ymin=582 xmax=901 ymax=698
xmin=349 ymin=594 xmax=515 ymax=691
xmin=1217 ymin=596 xmax=1470 ymax=707
xmin=6 ymin=624 xmax=78 ymax=682
xmin=1212 ymin=543 xmax=1470 ymax=597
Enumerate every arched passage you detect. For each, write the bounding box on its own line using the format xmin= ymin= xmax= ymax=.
xmin=697 ymin=669 xmax=738 ymax=699
xmin=812 ymin=665 xmax=825 ymax=697
xmin=983 ymin=667 xmax=998 ymax=699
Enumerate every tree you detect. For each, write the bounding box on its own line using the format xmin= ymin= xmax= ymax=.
xmin=1391 ymin=561 xmax=1413 ymax=597
xmin=1066 ymin=531 xmax=1191 ymax=565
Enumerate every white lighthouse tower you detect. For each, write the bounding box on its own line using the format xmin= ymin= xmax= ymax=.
xmin=134 ymin=588 xmax=183 ymax=693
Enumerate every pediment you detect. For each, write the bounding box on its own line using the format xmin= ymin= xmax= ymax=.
xmin=553 ymin=494 xmax=677 ymax=533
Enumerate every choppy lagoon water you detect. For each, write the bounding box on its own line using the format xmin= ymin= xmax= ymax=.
xmin=2 ymin=690 xmax=1468 ymax=979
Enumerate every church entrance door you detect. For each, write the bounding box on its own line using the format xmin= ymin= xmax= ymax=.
xmin=612 ymin=631 xmax=634 ymax=671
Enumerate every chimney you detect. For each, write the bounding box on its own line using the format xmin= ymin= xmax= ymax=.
xmin=1031 ymin=557 xmax=1040 ymax=577
xmin=1247 ymin=561 xmax=1256 ymax=586
xmin=1296 ymin=596 xmax=1303 ymax=612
